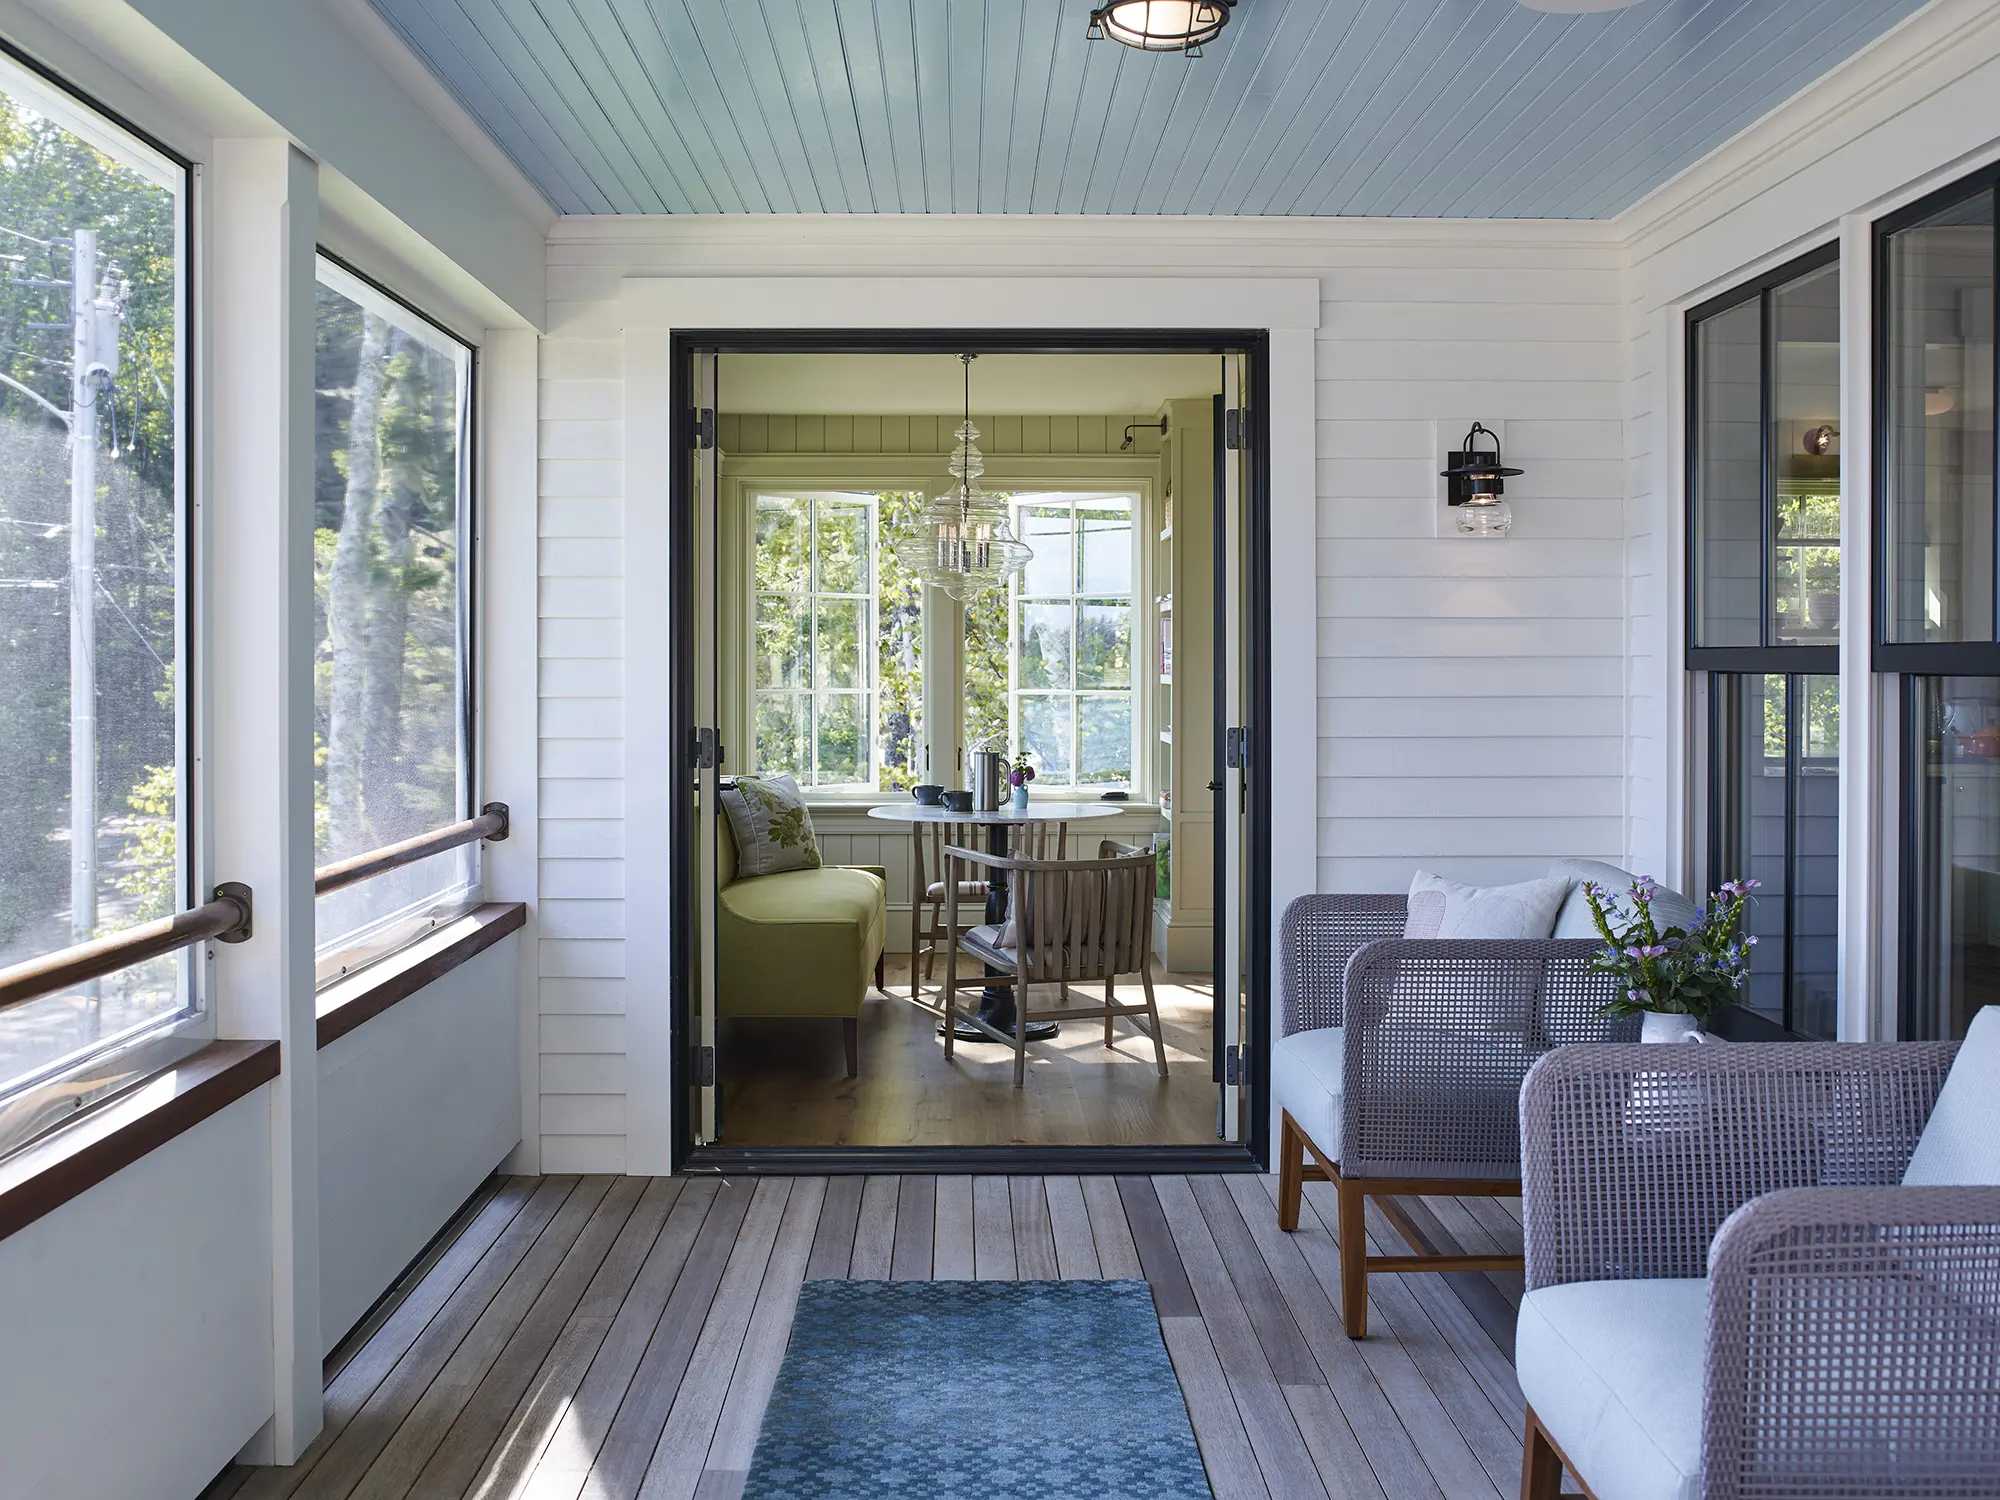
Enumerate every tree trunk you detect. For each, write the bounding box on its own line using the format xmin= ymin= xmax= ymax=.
xmin=360 ymin=330 xmax=420 ymax=837
xmin=325 ymin=311 xmax=389 ymax=854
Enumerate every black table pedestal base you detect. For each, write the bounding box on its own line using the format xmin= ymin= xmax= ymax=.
xmin=940 ymin=1015 xmax=1061 ymax=1043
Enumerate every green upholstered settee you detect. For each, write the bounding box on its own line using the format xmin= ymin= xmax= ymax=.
xmin=716 ymin=811 xmax=888 ymax=1077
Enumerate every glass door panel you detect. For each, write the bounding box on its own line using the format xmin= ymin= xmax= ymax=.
xmin=693 ymin=349 xmax=721 ymax=1143
xmin=1215 ymin=356 xmax=1251 ymax=1141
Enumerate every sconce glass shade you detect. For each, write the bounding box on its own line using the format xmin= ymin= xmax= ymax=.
xmin=1456 ymin=499 xmax=1512 ymax=536
xmin=1088 ymin=0 xmax=1233 ymax=54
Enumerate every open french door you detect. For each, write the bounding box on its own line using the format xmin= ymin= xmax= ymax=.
xmin=1214 ymin=352 xmax=1254 ymax=1143
xmin=692 ymin=349 xmax=722 ymax=1144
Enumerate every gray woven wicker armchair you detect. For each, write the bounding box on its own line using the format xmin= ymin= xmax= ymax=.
xmin=1516 ymin=1017 xmax=2000 ymax=1500
xmin=1275 ymin=889 xmax=1634 ymax=1337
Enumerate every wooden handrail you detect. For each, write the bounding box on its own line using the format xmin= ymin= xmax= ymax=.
xmin=0 ymin=884 xmax=253 ymax=1017
xmin=313 ymin=803 xmax=510 ymax=897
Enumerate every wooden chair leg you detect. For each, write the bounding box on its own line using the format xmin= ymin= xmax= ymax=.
xmin=1139 ymin=968 xmax=1167 ymax=1080
xmin=1337 ymin=1171 xmax=1368 ymax=1339
xmin=1013 ymin=996 xmax=1028 ymax=1088
xmin=874 ymin=952 xmax=885 ymax=992
xmin=1278 ymin=1112 xmax=1305 ymax=1232
xmin=1521 ymin=1407 xmax=1564 ymax=1500
xmin=1104 ymin=973 xmax=1116 ymax=1046
xmin=842 ymin=1017 xmax=859 ymax=1079
xmin=941 ymin=948 xmax=958 ymax=1060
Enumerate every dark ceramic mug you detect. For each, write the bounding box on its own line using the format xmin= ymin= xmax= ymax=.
xmin=912 ymin=784 xmax=945 ymax=805
xmin=942 ymin=789 xmax=974 ymax=812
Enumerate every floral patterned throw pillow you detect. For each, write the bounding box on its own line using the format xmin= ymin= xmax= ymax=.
xmin=719 ymin=774 xmax=822 ymax=878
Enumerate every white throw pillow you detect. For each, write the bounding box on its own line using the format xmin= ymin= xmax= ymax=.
xmin=1407 ymin=870 xmax=1571 ymax=941
xmin=1903 ymin=1005 xmax=2000 ymax=1186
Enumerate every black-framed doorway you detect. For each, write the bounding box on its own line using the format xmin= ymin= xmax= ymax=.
xmin=666 ymin=328 xmax=1274 ymax=1175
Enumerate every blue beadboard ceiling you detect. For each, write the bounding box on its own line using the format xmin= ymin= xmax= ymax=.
xmin=367 ymin=0 xmax=1926 ymax=218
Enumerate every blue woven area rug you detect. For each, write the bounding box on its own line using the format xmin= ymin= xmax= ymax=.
xmin=744 ymin=1278 xmax=1214 ymax=1499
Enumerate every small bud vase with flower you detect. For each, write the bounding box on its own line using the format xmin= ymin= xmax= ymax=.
xmin=1008 ymin=751 xmax=1036 ymax=811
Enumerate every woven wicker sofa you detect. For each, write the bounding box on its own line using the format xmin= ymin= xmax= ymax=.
xmin=1516 ymin=1011 xmax=2000 ymax=1500
xmin=1274 ymin=861 xmax=1663 ymax=1336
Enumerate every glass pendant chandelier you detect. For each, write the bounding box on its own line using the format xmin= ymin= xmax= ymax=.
xmin=893 ymin=354 xmax=1032 ymax=600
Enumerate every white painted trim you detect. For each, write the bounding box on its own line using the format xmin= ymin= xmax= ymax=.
xmin=205 ymin=136 xmax=322 ymax=1462
xmin=1658 ymin=300 xmax=1690 ymax=894
xmin=621 ymin=329 xmax=668 ymax=1175
xmin=621 ymin=277 xmax=1322 ymax=333
xmin=481 ymin=328 xmax=540 ymax=1170
xmin=620 ymin=276 xmax=1318 ymax=1172
xmin=1836 ymin=212 xmax=1883 ymax=1043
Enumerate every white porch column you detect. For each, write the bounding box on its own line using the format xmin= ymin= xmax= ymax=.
xmin=206 ymin=137 xmax=323 ymax=1461
xmin=482 ymin=327 xmax=543 ymax=1172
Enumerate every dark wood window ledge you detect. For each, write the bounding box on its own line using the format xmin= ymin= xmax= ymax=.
xmin=0 ymin=1039 xmax=279 ymax=1243
xmin=316 ymin=901 xmax=526 ymax=1049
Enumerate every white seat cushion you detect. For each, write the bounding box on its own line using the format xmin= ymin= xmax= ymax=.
xmin=1903 ymin=1003 xmax=2000 ymax=1185
xmin=1409 ymin=870 xmax=1570 ymax=939
xmin=1272 ymin=1027 xmax=1344 ymax=1162
xmin=1516 ymin=1278 xmax=1708 ymax=1500
xmin=925 ymin=879 xmax=989 ymax=900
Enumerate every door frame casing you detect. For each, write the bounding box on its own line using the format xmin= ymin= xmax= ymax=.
xmin=622 ymin=277 xmax=1320 ymax=1174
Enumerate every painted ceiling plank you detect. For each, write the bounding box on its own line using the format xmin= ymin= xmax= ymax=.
xmin=1023 ymin=0 xmax=1094 ymax=215
xmin=1051 ymin=20 xmax=1128 ymax=213
xmin=600 ymin=0 xmax=763 ymax=212
xmin=1233 ymin=0 xmax=1442 ymax=216
xmin=517 ymin=0 xmax=684 ymax=213
xmin=459 ymin=0 xmax=653 ymax=213
xmin=567 ymin=0 xmax=728 ymax=213
xmin=1147 ymin=0 xmax=1344 ymax=216
xmin=1412 ymin=0 xmax=1728 ymax=217
xmin=825 ymin=0 xmax=906 ymax=213
xmin=1570 ymin=0 xmax=1899 ymax=219
xmin=712 ymin=1 xmax=829 ymax=211
xmin=1305 ymin=2 xmax=1517 ymax=217
xmin=1001 ymin=0 xmax=1063 ymax=215
xmin=1450 ymin=0 xmax=1782 ymax=217
xmin=859 ymin=0 xmax=925 ymax=214
xmin=976 ymin=0 xmax=1025 ymax=214
xmin=391 ymin=0 xmax=607 ymax=213
xmin=910 ymin=0 xmax=952 ymax=212
xmin=1092 ymin=38 xmax=1197 ymax=214
xmin=944 ymin=0 xmax=984 ymax=214
xmin=1123 ymin=0 xmax=1277 ymax=215
xmin=763 ymin=0 xmax=873 ymax=213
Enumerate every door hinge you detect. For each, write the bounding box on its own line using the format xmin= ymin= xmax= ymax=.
xmin=1223 ymin=408 xmax=1246 ymax=450
xmin=692 ymin=726 xmax=718 ymax=769
xmin=693 ymin=407 xmax=716 ymax=450
xmin=1224 ymin=1043 xmax=1242 ymax=1086
xmin=1225 ymin=726 xmax=1250 ymax=770
xmin=696 ymin=1045 xmax=716 ymax=1088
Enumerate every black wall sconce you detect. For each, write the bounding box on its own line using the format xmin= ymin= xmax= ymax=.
xmin=1121 ymin=415 xmax=1168 ymax=451
xmin=1439 ymin=421 xmax=1522 ymax=536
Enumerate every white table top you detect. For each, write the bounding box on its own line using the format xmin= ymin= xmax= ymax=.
xmin=865 ymin=800 xmax=1124 ymax=825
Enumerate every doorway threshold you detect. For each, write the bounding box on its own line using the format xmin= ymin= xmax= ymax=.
xmin=681 ymin=1143 xmax=1262 ymax=1176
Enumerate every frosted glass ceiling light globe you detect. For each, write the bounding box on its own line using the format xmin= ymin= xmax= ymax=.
xmin=1088 ymin=0 xmax=1234 ymax=56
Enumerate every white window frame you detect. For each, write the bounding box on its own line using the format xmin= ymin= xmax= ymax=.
xmin=721 ymin=464 xmax=1154 ymax=804
xmin=1003 ymin=492 xmax=1141 ymax=793
xmin=745 ymin=489 xmax=881 ymax=791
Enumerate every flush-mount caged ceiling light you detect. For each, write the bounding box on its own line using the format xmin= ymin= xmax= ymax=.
xmin=1088 ymin=1 xmax=1235 ymax=56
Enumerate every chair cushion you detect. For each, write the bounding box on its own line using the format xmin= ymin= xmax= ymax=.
xmin=926 ymin=879 xmax=989 ymax=900
xmin=1903 ymin=1004 xmax=2000 ymax=1186
xmin=1271 ymin=1027 xmax=1344 ymax=1163
xmin=1516 ymin=1278 xmax=1708 ymax=1500
xmin=1549 ymin=859 xmax=1699 ymax=940
xmin=1409 ymin=870 xmax=1570 ymax=939
xmin=716 ymin=866 xmax=886 ymax=1020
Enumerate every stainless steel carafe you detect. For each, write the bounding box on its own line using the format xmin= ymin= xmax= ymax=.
xmin=970 ymin=750 xmax=1005 ymax=812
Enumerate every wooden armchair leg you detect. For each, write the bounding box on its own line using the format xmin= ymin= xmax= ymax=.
xmin=1337 ymin=1171 xmax=1368 ymax=1339
xmin=1139 ymin=969 xmax=1168 ymax=1080
xmin=1520 ymin=1407 xmax=1565 ymax=1500
xmin=1277 ymin=1111 xmax=1306 ymax=1232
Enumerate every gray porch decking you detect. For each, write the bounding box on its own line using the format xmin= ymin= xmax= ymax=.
xmin=213 ymin=1173 xmax=1554 ymax=1500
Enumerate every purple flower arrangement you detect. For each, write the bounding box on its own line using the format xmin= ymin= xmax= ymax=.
xmin=1008 ymin=751 xmax=1037 ymax=789
xmin=1581 ymin=876 xmax=1759 ymax=1022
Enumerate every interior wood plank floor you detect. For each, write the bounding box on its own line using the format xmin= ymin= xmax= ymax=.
xmin=207 ymin=1172 xmax=1578 ymax=1500
xmin=717 ymin=955 xmax=1219 ymax=1147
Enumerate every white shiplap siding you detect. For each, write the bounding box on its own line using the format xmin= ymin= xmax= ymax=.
xmin=533 ymin=217 xmax=1626 ymax=1171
